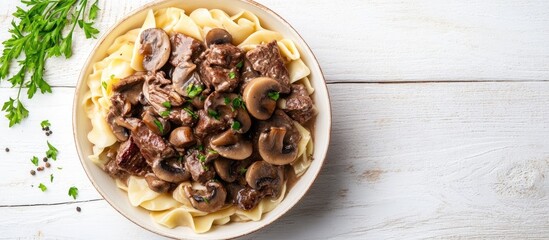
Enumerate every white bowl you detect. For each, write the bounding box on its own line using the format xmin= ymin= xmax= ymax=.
xmin=73 ymin=0 xmax=332 ymax=239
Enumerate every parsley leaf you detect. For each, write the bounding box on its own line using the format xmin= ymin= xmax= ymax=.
xmin=207 ymin=109 xmax=219 ymax=119
xmin=30 ymin=156 xmax=39 ymax=166
xmin=198 ymin=154 xmax=206 ymax=162
xmin=183 ymin=107 xmax=198 ymax=119
xmin=68 ymin=186 xmax=79 ymax=200
xmin=224 ymin=97 xmax=231 ymax=105
xmin=186 ymin=84 xmax=203 ymax=98
xmin=153 ymin=119 xmax=164 ymax=134
xmin=50 ymin=174 xmax=54 ymax=183
xmin=38 ymin=183 xmax=47 ymax=192
xmin=162 ymin=101 xmax=172 ymax=108
xmin=232 ymin=121 xmax=241 ymax=130
xmin=236 ymin=61 xmax=243 ymax=68
xmin=101 ymin=81 xmax=107 ymax=90
xmin=238 ymin=167 xmax=247 ymax=175
xmin=232 ymin=97 xmax=244 ymax=109
xmin=268 ymin=91 xmax=280 ymax=101
xmin=203 ymin=197 xmax=210 ymax=204
xmin=46 ymin=141 xmax=58 ymax=160
xmin=40 ymin=120 xmax=50 ymax=128
xmin=228 ymin=71 xmax=236 ymax=79
xmin=160 ymin=110 xmax=171 ymax=117
xmin=0 ymin=0 xmax=101 ymax=127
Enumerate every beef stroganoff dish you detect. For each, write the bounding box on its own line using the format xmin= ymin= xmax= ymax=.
xmin=83 ymin=7 xmax=316 ymax=233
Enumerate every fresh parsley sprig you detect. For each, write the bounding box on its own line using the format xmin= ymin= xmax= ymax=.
xmin=0 ymin=0 xmax=100 ymax=127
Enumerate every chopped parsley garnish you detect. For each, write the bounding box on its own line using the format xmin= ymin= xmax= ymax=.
xmin=110 ymin=74 xmax=115 ymax=80
xmin=228 ymin=71 xmax=236 ymax=79
xmin=31 ymin=156 xmax=39 ymax=166
xmin=268 ymin=91 xmax=280 ymax=101
xmin=207 ymin=109 xmax=219 ymax=119
xmin=162 ymin=101 xmax=171 ymax=108
xmin=236 ymin=61 xmax=243 ymax=68
xmin=46 ymin=141 xmax=58 ymax=160
xmin=238 ymin=167 xmax=247 ymax=175
xmin=101 ymin=81 xmax=107 ymax=90
xmin=186 ymin=84 xmax=203 ymax=98
xmin=50 ymin=174 xmax=54 ymax=183
xmin=203 ymin=197 xmax=210 ymax=204
xmin=231 ymin=121 xmax=241 ymax=130
xmin=153 ymin=119 xmax=164 ymax=134
xmin=68 ymin=186 xmax=79 ymax=200
xmin=38 ymin=183 xmax=47 ymax=192
xmin=183 ymin=107 xmax=198 ymax=119
xmin=200 ymin=95 xmax=206 ymax=101
xmin=207 ymin=149 xmax=218 ymax=154
xmin=197 ymin=153 xmax=206 ymax=162
xmin=232 ymin=97 xmax=244 ymax=109
xmin=178 ymin=155 xmax=184 ymax=162
xmin=160 ymin=110 xmax=171 ymax=117
xmin=224 ymin=97 xmax=231 ymax=105
xmin=40 ymin=120 xmax=50 ymax=129
xmin=197 ymin=145 xmax=204 ymax=151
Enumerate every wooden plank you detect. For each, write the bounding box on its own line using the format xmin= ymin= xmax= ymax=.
xmin=1 ymin=82 xmax=549 ymax=238
xmin=2 ymin=0 xmax=549 ymax=85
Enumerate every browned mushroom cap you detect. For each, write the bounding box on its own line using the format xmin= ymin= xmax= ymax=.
xmin=210 ymin=130 xmax=253 ymax=160
xmin=145 ymin=173 xmax=172 ymax=193
xmin=140 ymin=28 xmax=171 ymax=72
xmin=205 ymin=28 xmax=233 ymax=47
xmin=184 ymin=180 xmax=227 ymax=213
xmin=258 ymin=127 xmax=298 ymax=165
xmin=245 ymin=160 xmax=284 ymax=197
xmin=169 ymin=126 xmax=196 ymax=149
xmin=152 ymin=157 xmax=191 ymax=183
xmin=213 ymin=158 xmax=239 ymax=182
xmin=243 ymin=77 xmax=282 ymax=120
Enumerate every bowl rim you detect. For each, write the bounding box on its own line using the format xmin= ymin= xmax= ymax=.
xmin=72 ymin=0 xmax=332 ymax=239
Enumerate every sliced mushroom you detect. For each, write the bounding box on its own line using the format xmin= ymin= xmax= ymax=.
xmin=171 ymin=62 xmax=197 ymax=96
xmin=140 ymin=28 xmax=171 ymax=72
xmin=243 ymin=77 xmax=282 ymax=120
xmin=213 ymin=158 xmax=239 ymax=182
xmin=210 ymin=130 xmax=253 ymax=160
xmin=245 ymin=161 xmax=284 ymax=197
xmin=231 ymin=108 xmax=251 ymax=134
xmin=169 ymin=126 xmax=196 ymax=149
xmin=184 ymin=180 xmax=227 ymax=213
xmin=145 ymin=173 xmax=172 ymax=193
xmin=142 ymin=109 xmax=170 ymax=136
xmin=258 ymin=127 xmax=298 ymax=165
xmin=151 ymin=157 xmax=191 ymax=183
xmin=205 ymin=28 xmax=233 ymax=47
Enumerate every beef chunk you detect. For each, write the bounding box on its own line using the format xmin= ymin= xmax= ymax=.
xmin=143 ymin=72 xmax=185 ymax=113
xmin=104 ymin=147 xmax=129 ymax=180
xmin=194 ymin=109 xmax=226 ymax=138
xmin=169 ymin=33 xmax=204 ymax=66
xmin=238 ymin=59 xmax=259 ymax=93
xmin=284 ymin=84 xmax=316 ymax=124
xmin=167 ymin=107 xmax=197 ymax=127
xmin=199 ymin=43 xmax=244 ymax=92
xmin=185 ymin=150 xmax=215 ymax=183
xmin=115 ymin=138 xmax=149 ymax=176
xmin=125 ymin=118 xmax=176 ymax=164
xmin=245 ymin=41 xmax=290 ymax=93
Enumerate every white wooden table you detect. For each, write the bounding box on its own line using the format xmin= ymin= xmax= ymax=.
xmin=2 ymin=0 xmax=549 ymax=239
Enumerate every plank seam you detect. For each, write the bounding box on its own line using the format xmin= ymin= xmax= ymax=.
xmin=0 ymin=198 xmax=103 ymax=208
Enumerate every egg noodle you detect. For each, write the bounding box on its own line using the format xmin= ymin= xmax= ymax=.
xmin=83 ymin=7 xmax=314 ymax=233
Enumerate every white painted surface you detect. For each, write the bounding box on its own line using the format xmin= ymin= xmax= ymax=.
xmin=1 ymin=0 xmax=549 ymax=239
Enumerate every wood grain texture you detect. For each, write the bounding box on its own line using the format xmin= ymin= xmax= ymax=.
xmin=2 ymin=0 xmax=549 ymax=86
xmin=2 ymin=83 xmax=549 ymax=239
